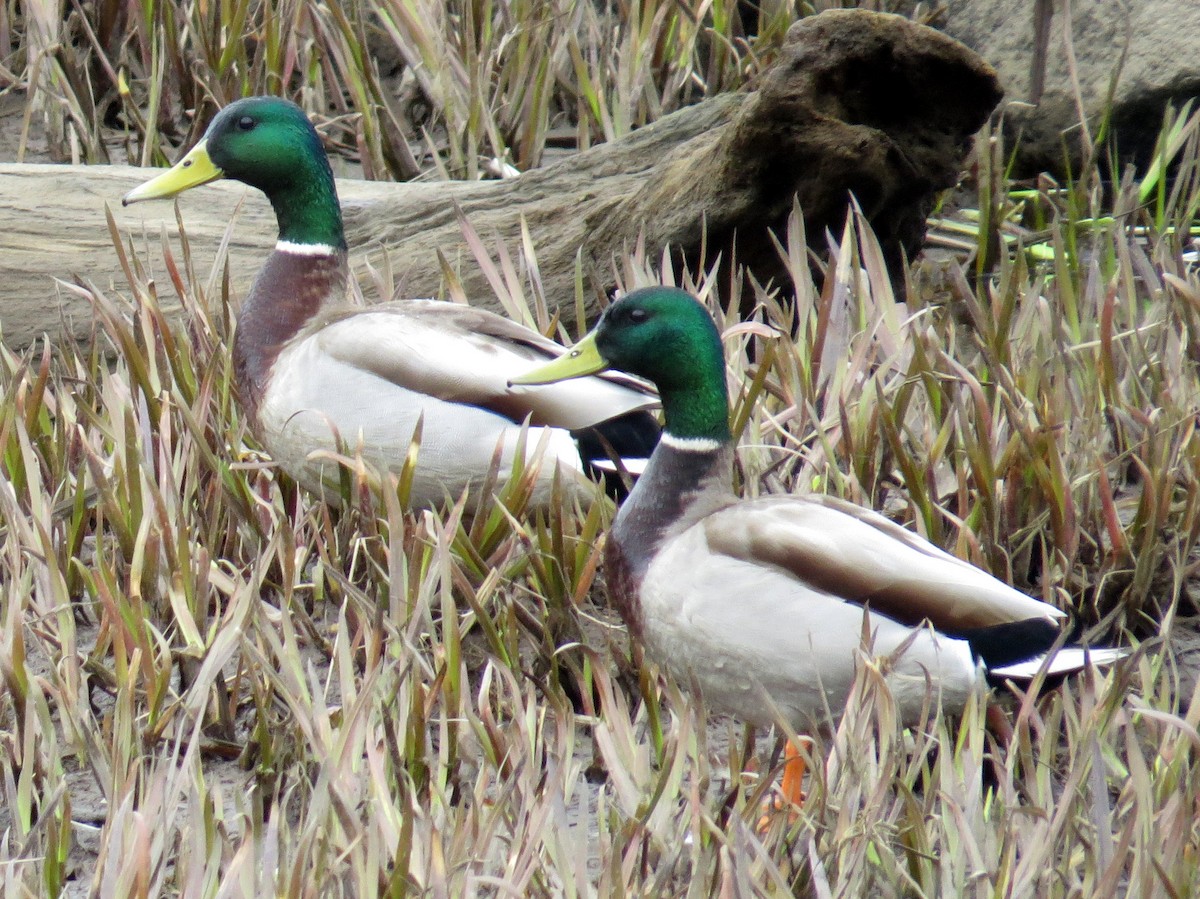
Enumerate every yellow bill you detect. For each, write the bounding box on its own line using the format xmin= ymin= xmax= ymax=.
xmin=122 ymin=140 xmax=223 ymax=205
xmin=510 ymin=331 xmax=608 ymax=385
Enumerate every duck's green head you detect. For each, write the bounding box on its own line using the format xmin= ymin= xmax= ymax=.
xmin=515 ymin=287 xmax=730 ymax=441
xmin=123 ymin=96 xmax=344 ymax=249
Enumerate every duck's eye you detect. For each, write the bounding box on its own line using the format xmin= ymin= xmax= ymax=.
xmin=237 ymin=116 xmax=255 ymax=132
xmin=628 ymin=308 xmax=648 ymax=324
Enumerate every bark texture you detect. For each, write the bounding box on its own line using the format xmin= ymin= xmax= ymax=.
xmin=0 ymin=10 xmax=1000 ymax=349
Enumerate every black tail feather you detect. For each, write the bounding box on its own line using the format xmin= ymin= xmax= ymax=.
xmin=955 ymin=617 xmax=1127 ymax=687
xmin=572 ymin=410 xmax=661 ymax=499
xmin=955 ymin=616 xmax=1062 ymax=673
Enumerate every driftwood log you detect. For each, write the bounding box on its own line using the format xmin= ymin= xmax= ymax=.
xmin=0 ymin=10 xmax=1000 ymax=349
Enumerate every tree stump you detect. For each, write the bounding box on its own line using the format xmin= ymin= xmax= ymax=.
xmin=0 ymin=10 xmax=1000 ymax=349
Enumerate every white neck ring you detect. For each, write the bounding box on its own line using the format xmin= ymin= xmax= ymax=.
xmin=660 ymin=432 xmax=723 ymax=452
xmin=275 ymin=239 xmax=339 ymax=256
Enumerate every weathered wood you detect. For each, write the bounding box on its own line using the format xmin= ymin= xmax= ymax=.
xmin=0 ymin=95 xmax=737 ymax=349
xmin=0 ymin=10 xmax=1001 ymax=349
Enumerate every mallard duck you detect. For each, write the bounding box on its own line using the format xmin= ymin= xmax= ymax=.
xmin=122 ymin=96 xmax=659 ymax=509
xmin=514 ymin=286 xmax=1126 ymax=805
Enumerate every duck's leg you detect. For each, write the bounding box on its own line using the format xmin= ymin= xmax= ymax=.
xmin=985 ymin=700 xmax=1014 ymax=747
xmin=758 ymin=736 xmax=812 ymax=828
xmin=779 ymin=738 xmax=810 ymax=807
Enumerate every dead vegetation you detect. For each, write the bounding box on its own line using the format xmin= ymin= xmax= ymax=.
xmin=2 ymin=2 xmax=1200 ymax=896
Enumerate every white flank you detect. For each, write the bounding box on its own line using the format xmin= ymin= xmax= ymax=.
xmin=660 ymin=432 xmax=723 ymax=452
xmin=276 ymin=239 xmax=339 ymax=256
xmin=990 ymin=646 xmax=1129 ymax=680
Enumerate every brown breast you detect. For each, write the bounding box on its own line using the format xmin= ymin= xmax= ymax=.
xmin=231 ymin=248 xmax=348 ymax=424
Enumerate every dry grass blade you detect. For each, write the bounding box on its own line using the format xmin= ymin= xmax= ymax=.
xmin=4 ymin=2 xmax=1200 ymax=897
